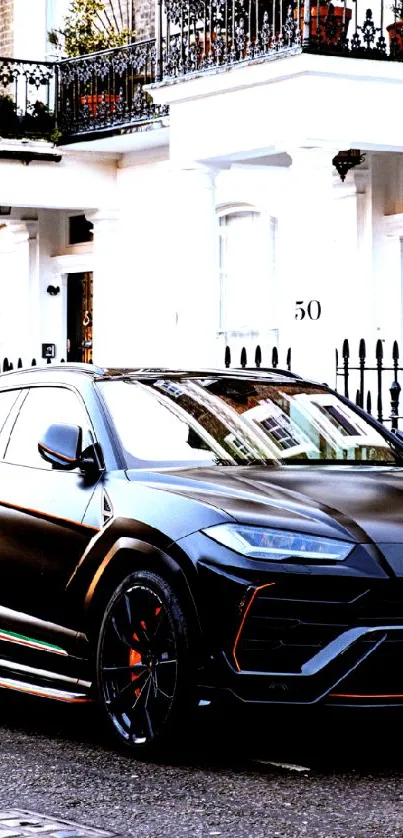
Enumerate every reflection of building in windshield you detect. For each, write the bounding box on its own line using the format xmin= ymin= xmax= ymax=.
xmin=238 ymin=400 xmax=317 ymax=459
xmin=289 ymin=393 xmax=389 ymax=459
xmin=153 ymin=378 xmax=278 ymax=461
xmin=150 ymin=378 xmax=393 ymax=463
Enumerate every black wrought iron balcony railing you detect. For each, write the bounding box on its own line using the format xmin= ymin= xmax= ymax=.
xmin=57 ymin=40 xmax=168 ymax=141
xmin=2 ymin=0 xmax=403 ymax=148
xmin=158 ymin=0 xmax=403 ymax=79
xmin=0 ymin=57 xmax=55 ymax=141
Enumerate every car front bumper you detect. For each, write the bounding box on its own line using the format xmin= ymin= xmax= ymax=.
xmin=176 ymin=532 xmax=403 ymax=707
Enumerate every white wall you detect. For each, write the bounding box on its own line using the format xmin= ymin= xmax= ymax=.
xmin=89 ymin=147 xmax=403 ymax=382
xmin=93 ymin=153 xmax=180 ymax=367
xmin=1 ymin=140 xmax=403 ymax=388
xmin=12 ymin=0 xmax=70 ymax=61
xmin=0 ymin=153 xmax=117 ymax=211
xmin=13 ymin=0 xmax=47 ymax=60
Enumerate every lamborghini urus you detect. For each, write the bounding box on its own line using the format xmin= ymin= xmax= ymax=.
xmin=0 ymin=363 xmax=401 ymax=754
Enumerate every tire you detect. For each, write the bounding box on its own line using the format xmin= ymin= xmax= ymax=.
xmin=95 ymin=569 xmax=196 ymax=756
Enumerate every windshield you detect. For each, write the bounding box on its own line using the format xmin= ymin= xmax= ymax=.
xmin=98 ymin=377 xmax=400 ymax=468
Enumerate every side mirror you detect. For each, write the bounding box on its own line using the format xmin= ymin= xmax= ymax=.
xmin=38 ymin=423 xmax=83 ymax=470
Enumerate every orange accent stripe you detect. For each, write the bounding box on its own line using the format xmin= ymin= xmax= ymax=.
xmin=331 ymin=693 xmax=403 ymax=699
xmin=0 ymin=680 xmax=91 ymax=702
xmin=233 ymin=582 xmax=276 ymax=672
xmin=0 ymin=498 xmax=99 ymax=532
xmin=40 ymin=442 xmax=77 ymax=463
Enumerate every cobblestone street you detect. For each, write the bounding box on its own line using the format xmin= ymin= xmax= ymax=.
xmin=0 ymin=693 xmax=401 ymax=838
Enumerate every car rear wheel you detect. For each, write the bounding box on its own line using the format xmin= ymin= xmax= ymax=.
xmin=96 ymin=569 xmax=195 ymax=755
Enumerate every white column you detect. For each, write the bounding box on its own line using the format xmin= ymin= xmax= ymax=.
xmin=331 ymin=173 xmax=370 ymax=355
xmin=0 ymin=221 xmax=31 ymax=367
xmin=168 ymin=165 xmax=220 ymax=368
xmin=86 ymin=210 xmax=122 ymax=368
xmin=353 ymin=169 xmax=373 ymax=344
xmin=383 ymin=213 xmax=403 ymax=351
xmin=25 ymin=220 xmax=41 ymax=363
xmin=277 ymin=146 xmax=340 ymax=384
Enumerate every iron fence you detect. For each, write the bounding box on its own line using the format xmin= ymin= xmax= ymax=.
xmin=336 ymin=338 xmax=403 ymax=429
xmin=57 ymin=40 xmax=168 ymax=140
xmin=0 ymin=357 xmax=66 ymax=372
xmin=224 ymin=342 xmax=292 ymax=370
xmin=0 ymin=57 xmax=55 ymax=140
xmin=159 ymin=0 xmax=403 ymax=80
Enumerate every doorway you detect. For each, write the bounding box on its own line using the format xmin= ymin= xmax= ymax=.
xmin=66 ymin=272 xmax=93 ymax=363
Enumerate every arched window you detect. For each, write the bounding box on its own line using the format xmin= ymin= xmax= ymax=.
xmin=218 ymin=207 xmax=276 ymax=334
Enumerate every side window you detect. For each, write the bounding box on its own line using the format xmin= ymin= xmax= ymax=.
xmin=0 ymin=390 xmax=21 ymax=441
xmin=5 ymin=387 xmax=92 ymax=470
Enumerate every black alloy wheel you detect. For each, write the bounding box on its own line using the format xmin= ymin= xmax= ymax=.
xmin=96 ymin=569 xmax=194 ymax=754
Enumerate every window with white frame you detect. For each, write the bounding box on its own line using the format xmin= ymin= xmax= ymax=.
xmin=46 ymin=0 xmax=70 ymax=56
xmin=218 ymin=208 xmax=276 ymax=334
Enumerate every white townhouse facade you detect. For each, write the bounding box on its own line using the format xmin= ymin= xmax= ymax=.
xmin=2 ymin=0 xmax=403 ymax=402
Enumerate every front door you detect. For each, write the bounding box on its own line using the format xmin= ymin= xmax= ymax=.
xmin=0 ymin=384 xmax=102 ymax=623
xmin=67 ymin=272 xmax=93 ymax=364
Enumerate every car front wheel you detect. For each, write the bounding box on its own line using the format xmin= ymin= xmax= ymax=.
xmin=96 ymin=569 xmax=195 ymax=755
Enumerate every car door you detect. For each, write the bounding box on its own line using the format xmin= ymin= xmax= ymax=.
xmin=0 ymin=383 xmax=103 ymax=622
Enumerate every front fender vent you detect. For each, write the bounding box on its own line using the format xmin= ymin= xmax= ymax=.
xmin=102 ymin=491 xmax=113 ymax=525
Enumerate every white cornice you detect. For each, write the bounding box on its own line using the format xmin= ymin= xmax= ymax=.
xmin=147 ymin=52 xmax=403 ymax=107
xmin=384 ymin=213 xmax=403 ymax=237
xmin=51 ymin=252 xmax=93 ymax=275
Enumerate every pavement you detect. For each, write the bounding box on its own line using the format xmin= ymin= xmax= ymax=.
xmin=0 ymin=692 xmax=401 ymax=837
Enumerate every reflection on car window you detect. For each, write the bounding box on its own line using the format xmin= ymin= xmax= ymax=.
xmin=98 ymin=378 xmax=398 ymax=468
xmin=5 ymin=386 xmax=91 ymax=469
xmin=99 ymin=382 xmax=220 ymax=467
xmin=0 ymin=389 xmax=20 ymax=450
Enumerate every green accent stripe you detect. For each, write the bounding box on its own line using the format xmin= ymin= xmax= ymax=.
xmin=0 ymin=629 xmax=65 ymax=654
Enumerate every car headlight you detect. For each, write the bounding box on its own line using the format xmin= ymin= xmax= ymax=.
xmin=202 ymin=524 xmax=353 ymax=561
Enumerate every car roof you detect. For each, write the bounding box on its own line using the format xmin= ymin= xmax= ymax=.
xmin=0 ymin=363 xmax=307 ymax=387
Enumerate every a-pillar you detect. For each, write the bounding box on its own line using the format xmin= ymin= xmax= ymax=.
xmin=0 ymin=221 xmax=30 ymax=366
xmin=86 ymin=210 xmax=122 ymax=368
xmin=167 ymin=165 xmax=219 ymax=368
xmin=277 ymin=146 xmax=340 ymax=384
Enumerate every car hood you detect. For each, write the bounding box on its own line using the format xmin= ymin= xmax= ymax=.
xmin=127 ymin=464 xmax=403 ymax=547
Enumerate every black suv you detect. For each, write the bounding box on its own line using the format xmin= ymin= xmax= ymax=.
xmin=0 ymin=363 xmax=401 ymax=754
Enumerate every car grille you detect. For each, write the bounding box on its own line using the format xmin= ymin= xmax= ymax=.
xmin=235 ymin=578 xmax=403 ymax=674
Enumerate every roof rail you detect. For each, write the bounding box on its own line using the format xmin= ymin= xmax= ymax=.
xmin=237 ymin=366 xmax=302 ymax=379
xmin=0 ymin=362 xmax=105 ymax=377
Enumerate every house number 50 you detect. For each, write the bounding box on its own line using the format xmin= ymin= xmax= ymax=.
xmin=295 ymin=300 xmax=322 ymax=321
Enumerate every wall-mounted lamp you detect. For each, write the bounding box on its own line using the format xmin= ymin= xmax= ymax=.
xmin=47 ymin=285 xmax=60 ymax=296
xmin=332 ymin=149 xmax=366 ymax=182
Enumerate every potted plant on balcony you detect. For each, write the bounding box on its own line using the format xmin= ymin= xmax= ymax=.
xmin=49 ymin=0 xmax=136 ymax=119
xmin=294 ymin=0 xmax=352 ymax=46
xmin=386 ymin=1 xmax=403 ymax=55
xmin=48 ymin=0 xmax=135 ymax=57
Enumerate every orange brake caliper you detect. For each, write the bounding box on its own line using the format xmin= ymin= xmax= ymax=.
xmin=129 ymin=609 xmax=161 ymax=697
xmin=129 ymin=633 xmax=142 ymax=697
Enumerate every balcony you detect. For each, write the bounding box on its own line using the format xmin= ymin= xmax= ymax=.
xmin=0 ymin=57 xmax=55 ymax=142
xmin=57 ymin=40 xmax=168 ymax=143
xmin=2 ymin=0 xmax=403 ymax=149
xmin=158 ymin=0 xmax=403 ymax=79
